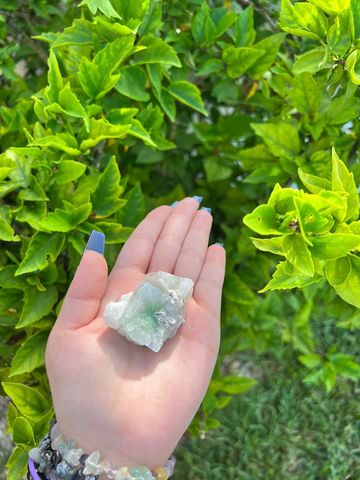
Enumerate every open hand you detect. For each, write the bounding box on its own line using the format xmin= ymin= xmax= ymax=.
xmin=45 ymin=197 xmax=226 ymax=474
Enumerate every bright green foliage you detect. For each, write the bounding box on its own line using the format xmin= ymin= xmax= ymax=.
xmin=244 ymin=148 xmax=360 ymax=306
xmin=0 ymin=0 xmax=359 ymax=477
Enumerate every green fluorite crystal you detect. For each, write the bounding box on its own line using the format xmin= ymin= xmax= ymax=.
xmin=104 ymin=271 xmax=194 ymax=352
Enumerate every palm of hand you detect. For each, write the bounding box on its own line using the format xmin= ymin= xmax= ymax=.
xmin=45 ymin=198 xmax=225 ymax=471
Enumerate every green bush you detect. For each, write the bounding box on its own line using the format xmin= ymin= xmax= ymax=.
xmin=0 ymin=0 xmax=359 ymax=477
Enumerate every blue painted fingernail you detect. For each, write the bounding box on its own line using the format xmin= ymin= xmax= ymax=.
xmin=84 ymin=230 xmax=105 ymax=255
xmin=201 ymin=207 xmax=212 ymax=213
xmin=171 ymin=201 xmax=179 ymax=207
xmin=215 ymin=242 xmax=224 ymax=247
xmin=192 ymin=195 xmax=203 ymax=204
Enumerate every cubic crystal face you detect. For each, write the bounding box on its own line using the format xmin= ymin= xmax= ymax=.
xmin=103 ymin=271 xmax=194 ymax=352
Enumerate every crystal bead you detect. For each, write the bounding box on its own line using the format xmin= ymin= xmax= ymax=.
xmin=80 ymin=454 xmax=89 ymax=466
xmin=83 ymin=450 xmax=103 ymax=475
xmin=154 ymin=467 xmax=167 ymax=480
xmin=100 ymin=459 xmax=112 ymax=473
xmin=64 ymin=447 xmax=83 ymax=467
xmin=63 ymin=467 xmax=81 ymax=480
xmin=115 ymin=467 xmax=130 ymax=480
xmin=129 ymin=466 xmax=154 ymax=480
xmin=48 ymin=471 xmax=62 ymax=480
xmin=107 ymin=466 xmax=121 ymax=479
xmin=56 ymin=460 xmax=73 ymax=476
xmin=28 ymin=447 xmax=42 ymax=464
xmin=84 ymin=476 xmax=97 ymax=480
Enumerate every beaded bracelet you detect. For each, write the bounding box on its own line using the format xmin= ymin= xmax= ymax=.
xmin=28 ymin=419 xmax=176 ymax=480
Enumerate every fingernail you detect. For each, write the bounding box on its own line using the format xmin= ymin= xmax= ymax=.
xmin=84 ymin=230 xmax=105 ymax=255
xmin=171 ymin=201 xmax=179 ymax=207
xmin=201 ymin=207 xmax=212 ymax=213
xmin=215 ymin=242 xmax=224 ymax=247
xmin=192 ymin=195 xmax=203 ymax=204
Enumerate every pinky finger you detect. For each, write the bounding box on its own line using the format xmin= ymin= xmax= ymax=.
xmin=193 ymin=244 xmax=226 ymax=318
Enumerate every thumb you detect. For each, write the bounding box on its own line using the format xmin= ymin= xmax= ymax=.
xmin=56 ymin=230 xmax=108 ymax=330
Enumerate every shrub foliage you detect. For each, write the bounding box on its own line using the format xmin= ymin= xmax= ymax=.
xmin=0 ymin=0 xmax=359 ymax=477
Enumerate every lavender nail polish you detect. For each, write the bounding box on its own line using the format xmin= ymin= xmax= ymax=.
xmin=84 ymin=230 xmax=105 ymax=255
xmin=215 ymin=242 xmax=224 ymax=247
xmin=201 ymin=207 xmax=212 ymax=213
xmin=192 ymin=195 xmax=203 ymax=204
xmin=171 ymin=201 xmax=179 ymax=207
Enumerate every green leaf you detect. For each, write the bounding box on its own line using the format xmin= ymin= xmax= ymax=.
xmin=233 ymin=6 xmax=256 ymax=47
xmin=289 ymin=72 xmax=321 ymax=114
xmin=29 ymin=133 xmax=80 ymax=156
xmin=115 ymin=65 xmax=150 ymax=101
xmin=298 ymin=353 xmax=322 ymax=368
xmin=346 ymin=49 xmax=360 ymax=85
xmin=9 ymin=330 xmax=49 ymax=377
xmin=308 ymin=0 xmax=350 ymax=15
xmin=191 ymin=2 xmax=215 ymax=45
xmin=250 ymin=236 xmax=285 ymax=256
xmin=117 ymin=182 xmax=145 ymax=227
xmin=280 ymin=0 xmax=321 ymax=40
xmin=325 ymin=255 xmax=351 ymax=286
xmin=352 ymin=0 xmax=360 ymax=40
xmin=260 ymin=261 xmax=322 ymax=293
xmin=39 ymin=204 xmax=92 ymax=232
xmin=283 ymin=234 xmax=314 ymax=276
xmin=243 ymin=204 xmax=282 ymax=236
xmin=328 ymin=353 xmax=360 ymax=379
xmin=293 ymin=47 xmax=328 ymax=74
xmin=112 ymin=0 xmax=150 ymax=21
xmin=1 ymin=382 xmax=49 ymax=421
xmin=327 ymin=9 xmax=352 ymax=56
xmin=91 ymin=156 xmax=125 ymax=217
xmin=310 ymin=234 xmax=360 ymax=260
xmin=78 ymin=36 xmax=136 ymax=99
xmin=13 ymin=416 xmax=36 ymax=446
xmin=133 ymin=35 xmax=181 ymax=67
xmin=166 ymin=80 xmax=208 ymax=116
xmin=5 ymin=402 xmax=17 ymax=434
xmin=54 ymin=160 xmax=86 ymax=185
xmin=95 ymin=222 xmax=132 ymax=243
xmin=79 ymin=0 xmax=121 ymax=19
xmin=55 ymin=82 xmax=88 ymax=122
xmin=326 ymin=254 xmax=360 ymax=307
xmin=196 ymin=58 xmax=223 ymax=76
xmin=247 ymin=33 xmax=286 ymax=79
xmin=322 ymin=363 xmax=337 ymax=392
xmin=128 ymin=119 xmax=157 ymax=147
xmin=212 ymin=376 xmax=257 ymax=394
xmin=5 ymin=446 xmax=29 ymax=480
xmin=80 ymin=118 xmax=131 ymax=150
xmin=52 ymin=19 xmax=94 ymax=47
xmin=154 ymin=88 xmax=176 ymax=122
xmin=0 ymin=217 xmax=19 ymax=241
xmin=17 ymin=285 xmax=58 ymax=329
xmin=47 ymin=49 xmax=63 ymax=103
xmin=0 ymin=265 xmax=24 ymax=289
xmin=224 ymin=273 xmax=256 ymax=305
xmin=204 ymin=157 xmax=232 ymax=182
xmin=222 ymin=46 xmax=265 ymax=78
xmin=251 ymin=123 xmax=300 ymax=160
xmin=331 ymin=148 xmax=359 ymax=221
xmin=16 ymin=233 xmax=65 ymax=276
xmin=298 ymin=168 xmax=331 ymax=193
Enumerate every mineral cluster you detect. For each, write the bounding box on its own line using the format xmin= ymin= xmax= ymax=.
xmin=104 ymin=271 xmax=194 ymax=352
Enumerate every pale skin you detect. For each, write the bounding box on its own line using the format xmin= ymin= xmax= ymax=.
xmin=44 ymin=197 xmax=226 ymax=478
